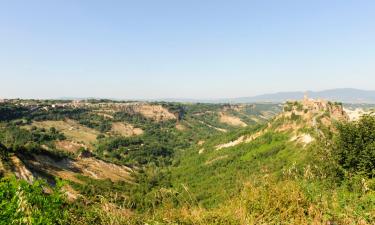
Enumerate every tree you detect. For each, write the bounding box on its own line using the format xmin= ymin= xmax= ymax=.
xmin=333 ymin=114 xmax=375 ymax=177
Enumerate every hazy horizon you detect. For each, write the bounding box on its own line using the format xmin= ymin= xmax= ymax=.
xmin=1 ymin=1 xmax=375 ymax=99
xmin=1 ymin=87 xmax=373 ymax=102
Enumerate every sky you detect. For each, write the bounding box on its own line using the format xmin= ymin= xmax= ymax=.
xmin=0 ymin=0 xmax=374 ymax=99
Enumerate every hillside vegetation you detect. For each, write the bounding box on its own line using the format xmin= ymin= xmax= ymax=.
xmin=0 ymin=99 xmax=373 ymax=224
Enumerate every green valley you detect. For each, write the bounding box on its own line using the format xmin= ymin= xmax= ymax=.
xmin=0 ymin=98 xmax=373 ymax=224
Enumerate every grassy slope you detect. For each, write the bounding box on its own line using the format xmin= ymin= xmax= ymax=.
xmin=172 ymin=126 xmax=303 ymax=207
xmin=165 ymin=114 xmax=375 ymax=224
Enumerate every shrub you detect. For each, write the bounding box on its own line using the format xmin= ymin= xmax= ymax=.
xmin=0 ymin=177 xmax=68 ymax=224
xmin=333 ymin=114 xmax=375 ymax=177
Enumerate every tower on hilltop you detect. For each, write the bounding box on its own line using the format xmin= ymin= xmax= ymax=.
xmin=303 ymin=92 xmax=309 ymax=101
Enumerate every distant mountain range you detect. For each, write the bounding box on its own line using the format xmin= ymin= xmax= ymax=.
xmin=57 ymin=88 xmax=375 ymax=104
xmin=228 ymin=88 xmax=375 ymax=103
xmin=159 ymin=88 xmax=375 ymax=104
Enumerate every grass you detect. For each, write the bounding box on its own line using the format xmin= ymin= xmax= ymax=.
xmin=171 ymin=130 xmax=298 ymax=207
xmin=164 ymin=178 xmax=372 ymax=225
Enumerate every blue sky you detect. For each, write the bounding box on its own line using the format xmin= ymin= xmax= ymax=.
xmin=1 ymin=0 xmax=374 ymax=99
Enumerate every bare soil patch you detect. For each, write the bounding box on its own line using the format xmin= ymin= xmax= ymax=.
xmin=24 ymin=154 xmax=133 ymax=183
xmin=27 ymin=120 xmax=99 ymax=147
xmin=55 ymin=140 xmax=86 ymax=154
xmin=111 ymin=122 xmax=143 ymax=137
xmin=219 ymin=113 xmax=247 ymax=127
xmin=10 ymin=156 xmax=34 ymax=183
xmin=290 ymin=133 xmax=314 ymax=146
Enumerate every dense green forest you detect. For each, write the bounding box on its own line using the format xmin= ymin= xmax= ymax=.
xmin=0 ymin=100 xmax=373 ymax=224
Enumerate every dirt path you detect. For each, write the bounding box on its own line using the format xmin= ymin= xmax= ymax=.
xmin=216 ymin=129 xmax=266 ymax=150
xmin=219 ymin=113 xmax=247 ymax=127
xmin=198 ymin=121 xmax=227 ymax=133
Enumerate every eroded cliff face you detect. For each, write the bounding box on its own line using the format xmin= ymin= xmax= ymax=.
xmin=97 ymin=103 xmax=177 ymax=121
xmin=281 ymin=97 xmax=349 ymax=126
xmin=264 ymin=97 xmax=349 ymax=146
xmin=215 ymin=98 xmax=349 ymax=151
xmin=130 ymin=104 xmax=177 ymax=121
xmin=300 ymin=96 xmax=348 ymax=121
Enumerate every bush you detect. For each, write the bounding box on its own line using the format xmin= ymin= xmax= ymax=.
xmin=0 ymin=177 xmax=68 ymax=224
xmin=333 ymin=114 xmax=375 ymax=177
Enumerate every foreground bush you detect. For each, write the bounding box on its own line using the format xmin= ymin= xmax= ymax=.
xmin=334 ymin=114 xmax=375 ymax=177
xmin=0 ymin=177 xmax=68 ymax=225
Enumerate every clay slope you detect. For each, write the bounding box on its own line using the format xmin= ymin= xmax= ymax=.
xmin=215 ymin=97 xmax=349 ymax=150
